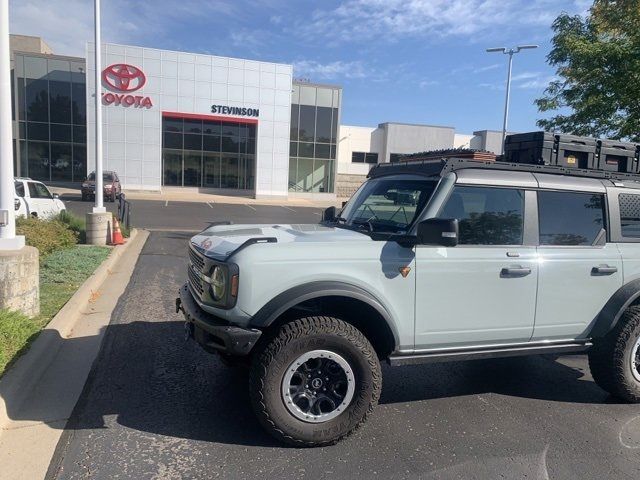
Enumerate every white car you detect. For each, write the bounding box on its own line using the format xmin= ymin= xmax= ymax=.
xmin=14 ymin=178 xmax=66 ymax=219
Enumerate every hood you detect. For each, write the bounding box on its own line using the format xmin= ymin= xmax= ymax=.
xmin=191 ymin=224 xmax=369 ymax=260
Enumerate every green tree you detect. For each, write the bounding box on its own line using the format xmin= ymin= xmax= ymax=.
xmin=536 ymin=0 xmax=640 ymax=141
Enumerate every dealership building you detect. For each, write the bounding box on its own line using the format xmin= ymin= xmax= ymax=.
xmin=10 ymin=35 xmax=501 ymax=200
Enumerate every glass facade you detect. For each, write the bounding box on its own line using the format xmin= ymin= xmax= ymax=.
xmin=162 ymin=116 xmax=256 ymax=190
xmin=289 ymin=83 xmax=341 ymax=193
xmin=12 ymin=53 xmax=87 ymax=182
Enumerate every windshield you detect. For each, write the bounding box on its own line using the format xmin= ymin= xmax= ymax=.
xmin=87 ymin=172 xmax=114 ymax=182
xmin=339 ymin=175 xmax=438 ymax=233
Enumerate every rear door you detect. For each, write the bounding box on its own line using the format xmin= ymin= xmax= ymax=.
xmin=532 ymin=189 xmax=623 ymax=340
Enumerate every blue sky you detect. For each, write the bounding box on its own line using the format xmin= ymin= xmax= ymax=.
xmin=11 ymin=0 xmax=592 ymax=134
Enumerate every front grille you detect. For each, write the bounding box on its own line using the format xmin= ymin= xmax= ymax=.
xmin=189 ymin=245 xmax=205 ymax=273
xmin=188 ymin=265 xmax=204 ymax=298
xmin=188 ymin=245 xmax=206 ymax=299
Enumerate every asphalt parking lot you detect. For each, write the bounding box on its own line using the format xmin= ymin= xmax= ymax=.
xmin=61 ymin=193 xmax=323 ymax=231
xmin=47 ymin=197 xmax=640 ymax=479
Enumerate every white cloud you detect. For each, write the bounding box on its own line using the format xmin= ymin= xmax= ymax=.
xmin=474 ymin=63 xmax=502 ymax=73
xmin=293 ymin=60 xmax=369 ymax=80
xmin=8 ymin=0 xmax=241 ymax=57
xmin=298 ymin=0 xmax=562 ymax=45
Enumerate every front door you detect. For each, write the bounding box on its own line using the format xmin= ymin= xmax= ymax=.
xmin=532 ymin=190 xmax=623 ymax=340
xmin=27 ymin=181 xmax=55 ymax=218
xmin=414 ymin=185 xmax=538 ymax=350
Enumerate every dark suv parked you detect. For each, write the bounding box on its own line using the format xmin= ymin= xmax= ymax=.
xmin=81 ymin=171 xmax=122 ymax=202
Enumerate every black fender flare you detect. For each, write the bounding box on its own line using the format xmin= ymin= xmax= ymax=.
xmin=591 ymin=278 xmax=640 ymax=338
xmin=249 ymin=281 xmax=400 ymax=349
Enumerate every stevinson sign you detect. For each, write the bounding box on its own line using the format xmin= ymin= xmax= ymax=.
xmin=211 ymin=105 xmax=259 ymax=117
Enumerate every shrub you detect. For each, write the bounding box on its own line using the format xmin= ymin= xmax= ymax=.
xmin=56 ymin=210 xmax=86 ymax=242
xmin=16 ymin=216 xmax=78 ymax=257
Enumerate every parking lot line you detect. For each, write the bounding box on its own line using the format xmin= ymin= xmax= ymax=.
xmin=313 ymin=212 xmax=322 ymax=216
xmin=164 ymin=200 xmax=169 ymax=207
xmin=281 ymin=206 xmax=296 ymax=212
xmin=245 ymin=204 xmax=256 ymax=211
xmin=206 ymin=202 xmax=214 ymax=208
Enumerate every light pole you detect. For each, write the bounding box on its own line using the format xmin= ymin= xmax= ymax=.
xmin=0 ymin=0 xmax=24 ymax=250
xmin=486 ymin=45 xmax=538 ymax=153
xmin=85 ymin=0 xmax=112 ymax=245
xmin=93 ymin=0 xmax=104 ymax=213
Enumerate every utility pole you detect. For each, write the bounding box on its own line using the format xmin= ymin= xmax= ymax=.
xmin=86 ymin=0 xmax=112 ymax=245
xmin=0 ymin=0 xmax=24 ymax=250
xmin=486 ymin=45 xmax=538 ymax=153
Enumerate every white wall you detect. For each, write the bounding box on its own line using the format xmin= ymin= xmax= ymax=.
xmin=86 ymin=42 xmax=292 ymax=196
xmin=337 ymin=125 xmax=382 ymax=176
xmin=453 ymin=134 xmax=473 ymax=148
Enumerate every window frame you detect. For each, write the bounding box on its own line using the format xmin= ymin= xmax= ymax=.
xmin=435 ymin=184 xmax=531 ymax=247
xmin=534 ymin=188 xmax=610 ymax=248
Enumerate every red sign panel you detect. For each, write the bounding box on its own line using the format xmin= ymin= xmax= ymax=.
xmin=102 ymin=63 xmax=146 ymax=92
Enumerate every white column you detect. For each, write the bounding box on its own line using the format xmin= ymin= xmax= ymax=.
xmin=0 ymin=0 xmax=24 ymax=250
xmin=92 ymin=0 xmax=105 ymax=213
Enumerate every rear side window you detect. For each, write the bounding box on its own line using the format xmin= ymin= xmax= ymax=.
xmin=15 ymin=181 xmax=24 ymax=197
xmin=538 ymin=191 xmax=605 ymax=246
xmin=619 ymin=193 xmax=640 ymax=238
xmin=438 ymin=186 xmax=524 ymax=245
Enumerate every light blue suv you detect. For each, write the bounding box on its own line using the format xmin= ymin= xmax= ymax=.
xmin=177 ymin=158 xmax=640 ymax=446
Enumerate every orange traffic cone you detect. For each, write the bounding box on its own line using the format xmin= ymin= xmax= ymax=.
xmin=111 ymin=216 xmax=125 ymax=245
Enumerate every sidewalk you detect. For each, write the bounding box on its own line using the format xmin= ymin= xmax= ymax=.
xmin=0 ymin=230 xmax=149 ymax=480
xmin=50 ymin=186 xmax=347 ymax=208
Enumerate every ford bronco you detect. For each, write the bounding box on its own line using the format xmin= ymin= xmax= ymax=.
xmin=177 ymin=158 xmax=640 ymax=446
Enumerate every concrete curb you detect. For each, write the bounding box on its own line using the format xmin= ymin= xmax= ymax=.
xmin=0 ymin=229 xmax=143 ymax=433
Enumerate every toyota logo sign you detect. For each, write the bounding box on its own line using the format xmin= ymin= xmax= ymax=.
xmin=102 ymin=63 xmax=146 ymax=92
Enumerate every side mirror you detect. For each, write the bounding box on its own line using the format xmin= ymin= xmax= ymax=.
xmin=53 ymin=193 xmax=60 ymax=199
xmin=416 ymin=218 xmax=459 ymax=247
xmin=322 ymin=206 xmax=337 ymax=222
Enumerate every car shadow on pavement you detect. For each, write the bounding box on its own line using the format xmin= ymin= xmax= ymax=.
xmin=4 ymin=322 xmax=620 ymax=450
xmin=379 ymin=354 xmax=619 ymax=406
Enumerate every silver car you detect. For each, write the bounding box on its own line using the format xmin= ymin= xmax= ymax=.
xmin=177 ymin=158 xmax=640 ymax=446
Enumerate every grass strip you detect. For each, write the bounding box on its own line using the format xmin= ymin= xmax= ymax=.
xmin=0 ymin=245 xmax=110 ymax=376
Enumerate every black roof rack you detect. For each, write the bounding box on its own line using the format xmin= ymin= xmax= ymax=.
xmin=368 ymin=157 xmax=640 ymax=183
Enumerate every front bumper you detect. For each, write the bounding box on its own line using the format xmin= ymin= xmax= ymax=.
xmin=176 ymin=283 xmax=261 ymax=356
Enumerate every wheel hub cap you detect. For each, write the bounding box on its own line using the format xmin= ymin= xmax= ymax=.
xmin=281 ymin=350 xmax=355 ymax=423
xmin=632 ymin=336 xmax=640 ymax=383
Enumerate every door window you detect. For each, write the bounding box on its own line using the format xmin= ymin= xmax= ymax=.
xmin=28 ymin=182 xmax=53 ymax=199
xmin=438 ymin=186 xmax=524 ymax=245
xmin=538 ymin=191 xmax=605 ymax=245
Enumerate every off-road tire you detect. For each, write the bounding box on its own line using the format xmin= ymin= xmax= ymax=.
xmin=588 ymin=306 xmax=640 ymax=402
xmin=249 ymin=316 xmax=381 ymax=447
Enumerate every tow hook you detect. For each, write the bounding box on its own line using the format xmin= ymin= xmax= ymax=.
xmin=175 ymin=297 xmax=182 ymax=314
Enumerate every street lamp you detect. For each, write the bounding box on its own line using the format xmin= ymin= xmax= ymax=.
xmin=93 ymin=0 xmax=104 ymax=213
xmin=486 ymin=45 xmax=538 ymax=153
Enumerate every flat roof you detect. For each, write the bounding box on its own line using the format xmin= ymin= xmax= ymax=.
xmin=293 ymin=80 xmax=342 ymax=89
xmin=378 ymin=121 xmax=455 ymax=130
xmin=12 ymin=50 xmax=85 ymax=63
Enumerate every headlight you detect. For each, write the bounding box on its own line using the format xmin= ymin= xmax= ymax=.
xmin=210 ymin=266 xmax=226 ymax=301
xmin=82 ymin=183 xmax=88 ymax=187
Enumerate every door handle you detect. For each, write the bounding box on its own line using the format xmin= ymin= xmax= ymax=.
xmin=591 ymin=265 xmax=618 ymax=276
xmin=500 ymin=266 xmax=532 ymax=278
